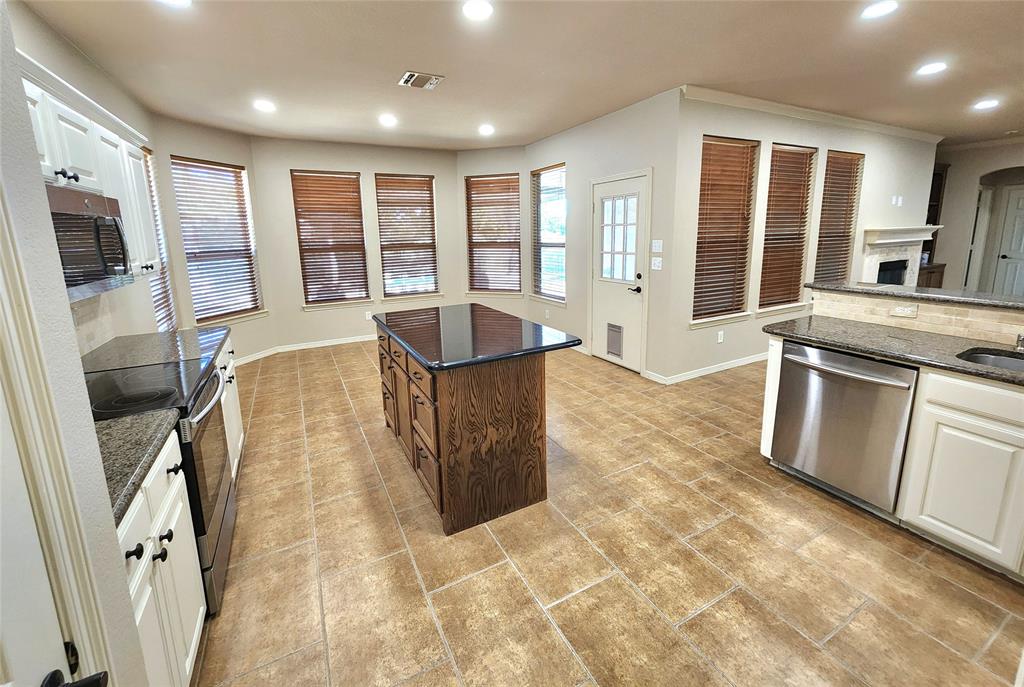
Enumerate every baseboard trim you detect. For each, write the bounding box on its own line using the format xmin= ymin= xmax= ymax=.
xmin=234 ymin=334 xmax=377 ymax=366
xmin=645 ymin=351 xmax=768 ymax=385
xmin=571 ymin=346 xmax=590 ymax=356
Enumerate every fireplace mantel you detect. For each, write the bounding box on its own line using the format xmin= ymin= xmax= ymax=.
xmin=863 ymin=225 xmax=942 ymax=247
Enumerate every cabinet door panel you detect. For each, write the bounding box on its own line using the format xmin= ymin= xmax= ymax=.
xmin=133 ymin=559 xmax=181 ymax=687
xmin=394 ymin=366 xmax=414 ymax=464
xmin=22 ymin=79 xmax=58 ymax=178
xmin=221 ymin=359 xmax=243 ymax=479
xmin=124 ymin=143 xmax=160 ymax=269
xmin=47 ymin=96 xmax=103 ymax=192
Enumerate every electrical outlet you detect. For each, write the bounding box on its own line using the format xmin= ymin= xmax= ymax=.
xmin=717 ymin=330 xmax=724 ymax=344
xmin=544 ymin=309 xmax=550 ymax=320
xmin=891 ymin=304 xmax=918 ymax=318
xmin=365 ymin=311 xmax=372 ymax=320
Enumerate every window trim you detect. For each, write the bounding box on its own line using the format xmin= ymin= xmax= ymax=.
xmin=465 ymin=172 xmax=522 ymax=293
xmin=530 ymin=162 xmax=567 ymax=303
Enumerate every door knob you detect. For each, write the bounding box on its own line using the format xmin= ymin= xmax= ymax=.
xmin=40 ymin=669 xmax=108 ymax=687
xmin=636 ymin=272 xmax=642 ymax=280
xmin=1000 ymin=254 xmax=1009 ymax=259
xmin=627 ymin=286 xmax=642 ymax=293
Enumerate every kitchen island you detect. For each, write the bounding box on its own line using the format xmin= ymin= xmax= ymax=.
xmin=373 ymin=303 xmax=581 ymax=534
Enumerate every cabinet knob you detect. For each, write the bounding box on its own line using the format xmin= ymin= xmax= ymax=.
xmin=54 ymin=167 xmax=81 ymax=183
xmin=159 ymin=528 xmax=174 ymax=543
xmin=412 ymin=371 xmax=423 ymax=381
xmin=166 ymin=463 xmax=182 ymax=475
xmin=219 ymin=364 xmax=228 ymax=371
xmin=226 ymin=375 xmax=235 ymax=384
xmin=228 ymin=349 xmax=235 ymax=355
xmin=124 ymin=542 xmax=144 ymax=560
xmin=378 ymin=335 xmax=386 ymax=342
xmin=152 ymin=548 xmax=168 ymax=563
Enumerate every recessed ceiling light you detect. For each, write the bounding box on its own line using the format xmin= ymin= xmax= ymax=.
xmin=861 ymin=0 xmax=898 ymax=19
xmin=915 ymin=61 xmax=947 ymax=76
xmin=972 ymin=99 xmax=1000 ymax=111
xmin=252 ymin=99 xmax=276 ymax=113
xmin=462 ymin=0 xmax=493 ymax=21
xmin=379 ymin=113 xmax=398 ymax=128
xmin=478 ymin=123 xmax=495 ymax=136
xmin=156 ymin=0 xmax=192 ymax=7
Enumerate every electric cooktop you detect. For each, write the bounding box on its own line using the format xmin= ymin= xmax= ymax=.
xmin=85 ymin=358 xmax=214 ymax=421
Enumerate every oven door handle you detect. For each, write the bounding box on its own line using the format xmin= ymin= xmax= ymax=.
xmin=783 ymin=353 xmax=912 ymax=389
xmin=192 ymin=368 xmax=226 ymax=424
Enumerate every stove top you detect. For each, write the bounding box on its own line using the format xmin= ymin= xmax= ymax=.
xmin=85 ymin=357 xmax=214 ymax=421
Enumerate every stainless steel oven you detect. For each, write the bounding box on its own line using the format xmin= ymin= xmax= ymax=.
xmin=179 ymin=368 xmax=236 ymax=614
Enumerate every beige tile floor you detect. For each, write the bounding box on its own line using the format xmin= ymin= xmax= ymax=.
xmin=194 ymin=342 xmax=1024 ymax=687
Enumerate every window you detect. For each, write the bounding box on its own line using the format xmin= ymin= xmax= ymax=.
xmin=170 ymin=156 xmax=261 ymax=322
xmin=375 ymin=174 xmax=438 ymax=297
xmin=692 ymin=136 xmax=758 ymax=320
xmin=290 ymin=170 xmax=370 ymax=304
xmin=466 ymin=173 xmax=521 ymax=292
xmin=759 ymin=144 xmax=816 ymax=309
xmin=531 ymin=164 xmax=567 ymax=301
xmin=144 ymin=149 xmax=176 ymax=331
xmin=814 ymin=150 xmax=864 ymax=282
xmin=599 ymin=193 xmax=639 ymax=282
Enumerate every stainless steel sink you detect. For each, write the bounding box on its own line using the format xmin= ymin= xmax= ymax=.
xmin=956 ymin=348 xmax=1024 ymax=372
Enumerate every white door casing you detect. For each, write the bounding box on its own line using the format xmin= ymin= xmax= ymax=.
xmin=993 ymin=186 xmax=1024 ymax=297
xmin=590 ymin=172 xmax=650 ymax=373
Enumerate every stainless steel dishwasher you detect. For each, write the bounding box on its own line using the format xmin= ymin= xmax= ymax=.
xmin=771 ymin=341 xmax=918 ymax=514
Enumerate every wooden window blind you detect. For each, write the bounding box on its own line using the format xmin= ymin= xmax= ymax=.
xmin=759 ymin=144 xmax=816 ymax=309
xmin=466 ymin=173 xmax=521 ymax=292
xmin=144 ymin=149 xmax=177 ymax=331
xmin=290 ymin=170 xmax=370 ymax=304
xmin=170 ymin=156 xmax=261 ymax=322
xmin=692 ymin=136 xmax=758 ymax=320
xmin=814 ymin=150 xmax=864 ymax=282
xmin=375 ymin=174 xmax=439 ymax=297
xmin=530 ymin=164 xmax=567 ymax=301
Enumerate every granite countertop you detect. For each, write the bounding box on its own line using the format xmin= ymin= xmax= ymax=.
xmin=96 ymin=410 xmax=180 ymax=525
xmin=763 ymin=316 xmax=1024 ymax=387
xmin=373 ymin=303 xmax=582 ymax=371
xmin=807 ymin=280 xmax=1024 ymax=312
xmin=82 ymin=326 xmax=230 ymax=373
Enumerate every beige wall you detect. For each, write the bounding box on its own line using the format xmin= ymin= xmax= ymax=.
xmin=936 ymin=139 xmax=1024 ymax=289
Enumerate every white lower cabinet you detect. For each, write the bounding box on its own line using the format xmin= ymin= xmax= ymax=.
xmin=898 ymin=370 xmax=1024 ymax=571
xmin=218 ymin=339 xmax=244 ymax=479
xmin=118 ymin=432 xmax=206 ymax=687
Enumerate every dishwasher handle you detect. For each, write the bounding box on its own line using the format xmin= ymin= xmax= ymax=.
xmin=783 ymin=353 xmax=913 ymax=390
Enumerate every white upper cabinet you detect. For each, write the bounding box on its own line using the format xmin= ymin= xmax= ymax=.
xmin=123 ymin=143 xmax=161 ymax=272
xmin=46 ymin=95 xmax=104 ymax=193
xmin=94 ymin=123 xmax=128 ymax=203
xmin=22 ymin=79 xmax=59 ymax=179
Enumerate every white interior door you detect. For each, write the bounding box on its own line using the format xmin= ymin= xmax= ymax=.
xmin=591 ymin=175 xmax=648 ymax=372
xmin=993 ymin=186 xmax=1024 ymax=297
xmin=0 ymin=380 xmax=70 ymax=686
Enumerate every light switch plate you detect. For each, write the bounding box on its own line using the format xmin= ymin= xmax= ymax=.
xmin=651 ymin=256 xmax=664 ymax=270
xmin=891 ymin=304 xmax=918 ymax=318
xmin=651 ymin=239 xmax=663 ymax=253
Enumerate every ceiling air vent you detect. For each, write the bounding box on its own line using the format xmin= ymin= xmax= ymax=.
xmin=397 ymin=71 xmax=445 ymax=90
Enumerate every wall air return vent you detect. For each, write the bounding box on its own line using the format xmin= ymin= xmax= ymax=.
xmin=397 ymin=71 xmax=445 ymax=90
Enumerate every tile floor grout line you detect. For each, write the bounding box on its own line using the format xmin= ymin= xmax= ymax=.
xmin=673 ymin=584 xmax=740 ymax=628
xmin=482 ymin=522 xmax=600 ymax=686
xmin=206 ymin=639 xmax=324 ymax=687
xmin=818 ymin=597 xmax=871 ymax=647
xmin=973 ymin=611 xmax=1012 ymax=663
xmin=317 ymin=548 xmax=407 ymax=585
xmin=542 ymin=570 xmax=619 ymax=610
xmin=352 ymin=404 xmax=468 ymax=687
xmin=425 ymin=559 xmax=509 ymax=597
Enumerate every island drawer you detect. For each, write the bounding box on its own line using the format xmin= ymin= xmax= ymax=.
xmin=406 ymin=355 xmax=435 ymax=401
xmin=413 ymin=433 xmax=442 ymax=512
xmin=410 ymin=387 xmax=438 ymax=452
xmin=389 ymin=340 xmax=408 ymax=371
xmin=381 ymin=384 xmax=397 ymax=432
xmin=375 ymin=326 xmax=389 ymax=349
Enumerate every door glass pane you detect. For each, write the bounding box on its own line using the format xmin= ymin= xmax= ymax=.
xmin=613 ymin=255 xmax=624 ymax=280
xmin=603 ymin=226 xmax=612 ymax=252
xmin=602 ymin=253 xmax=612 ymax=278
xmin=625 ymin=254 xmax=636 ymax=280
xmin=614 ymin=226 xmax=623 ymax=252
xmin=627 ymin=196 xmax=637 ymax=224
xmin=603 ymin=199 xmax=613 ymax=225
xmin=625 ymin=226 xmax=636 ymax=253
xmin=615 ymin=197 xmax=625 ymax=224
xmin=597 ymin=192 xmax=640 ymax=284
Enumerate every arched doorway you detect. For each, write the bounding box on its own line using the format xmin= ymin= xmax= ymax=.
xmin=968 ymin=166 xmax=1024 ymax=296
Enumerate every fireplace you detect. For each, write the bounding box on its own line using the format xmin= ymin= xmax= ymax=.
xmin=877 ymin=259 xmax=908 ymax=285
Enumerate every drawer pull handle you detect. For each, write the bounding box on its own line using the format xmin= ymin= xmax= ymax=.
xmin=413 ymin=394 xmax=425 ymax=405
xmin=152 ymin=548 xmax=168 ymax=563
xmin=382 ymin=390 xmax=391 ymax=400
xmin=125 ymin=542 xmax=144 ymax=560
xmin=167 ymin=463 xmax=182 ymax=476
xmin=55 ymin=167 xmax=81 ymax=182
xmin=412 ymin=371 xmax=423 ymax=381
xmin=219 ymin=364 xmax=228 ymax=371
xmin=228 ymin=349 xmax=235 ymax=355
xmin=159 ymin=529 xmax=174 ymax=543
xmin=378 ymin=335 xmax=386 ymax=341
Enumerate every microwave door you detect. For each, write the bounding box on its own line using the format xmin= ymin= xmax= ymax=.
xmin=95 ymin=217 xmax=131 ymax=276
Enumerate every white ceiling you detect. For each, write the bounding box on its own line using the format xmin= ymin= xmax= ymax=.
xmin=25 ymin=0 xmax=1024 ymax=149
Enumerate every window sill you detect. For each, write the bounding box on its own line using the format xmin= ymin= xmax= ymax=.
xmin=689 ymin=311 xmax=752 ymax=329
xmin=466 ymin=291 xmax=524 ymax=299
xmin=200 ymin=309 xmax=270 ymax=327
xmin=382 ymin=292 xmax=445 ymax=304
xmin=755 ymin=302 xmax=809 ymax=318
xmin=529 ymin=293 xmax=567 ymax=308
xmin=302 ymin=298 xmax=374 ymax=312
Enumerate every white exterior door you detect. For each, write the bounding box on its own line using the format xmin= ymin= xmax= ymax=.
xmin=993 ymin=186 xmax=1024 ymax=297
xmin=0 ymin=381 xmax=71 ymax=686
xmin=591 ymin=174 xmax=648 ymax=372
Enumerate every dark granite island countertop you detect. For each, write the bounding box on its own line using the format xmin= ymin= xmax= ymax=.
xmin=95 ymin=409 xmax=180 ymax=525
xmin=763 ymin=315 xmax=1024 ymax=387
xmin=807 ymin=280 xmax=1024 ymax=312
xmin=373 ymin=303 xmax=581 ymax=371
xmin=82 ymin=326 xmax=230 ymax=373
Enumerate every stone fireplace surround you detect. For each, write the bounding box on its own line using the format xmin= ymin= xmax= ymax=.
xmin=859 ymin=225 xmax=941 ymax=286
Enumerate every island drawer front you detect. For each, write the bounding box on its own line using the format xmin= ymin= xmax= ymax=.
xmin=378 ymin=347 xmax=394 ymax=392
xmin=375 ymin=326 xmax=389 ymax=349
xmin=410 ymin=387 xmax=438 ymax=452
xmin=413 ymin=433 xmax=442 ymax=513
xmin=377 ymin=345 xmax=390 ymax=374
xmin=407 ymin=355 xmax=435 ymax=401
xmin=389 ymin=340 xmax=408 ymax=371
xmin=381 ymin=384 xmax=397 ymax=432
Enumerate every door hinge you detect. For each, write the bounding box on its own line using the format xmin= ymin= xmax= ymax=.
xmin=64 ymin=641 xmax=79 ymax=675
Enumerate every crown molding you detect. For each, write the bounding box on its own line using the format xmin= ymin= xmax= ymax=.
xmin=937 ymin=136 xmax=1024 ymax=152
